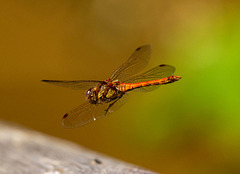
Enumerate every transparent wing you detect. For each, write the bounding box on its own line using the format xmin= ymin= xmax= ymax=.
xmin=108 ymin=94 xmax=128 ymax=113
xmin=110 ymin=45 xmax=152 ymax=82
xmin=124 ymin=64 xmax=175 ymax=83
xmin=62 ymin=102 xmax=107 ymax=128
xmin=42 ymin=80 xmax=101 ymax=90
xmin=124 ymin=64 xmax=176 ymax=92
xmin=62 ymin=94 xmax=128 ymax=128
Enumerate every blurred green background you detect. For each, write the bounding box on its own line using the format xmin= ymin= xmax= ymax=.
xmin=0 ymin=1 xmax=240 ymax=174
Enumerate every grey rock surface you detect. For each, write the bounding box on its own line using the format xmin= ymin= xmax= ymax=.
xmin=0 ymin=121 xmax=158 ymax=174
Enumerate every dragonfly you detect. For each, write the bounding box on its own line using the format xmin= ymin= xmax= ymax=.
xmin=42 ymin=45 xmax=181 ymax=128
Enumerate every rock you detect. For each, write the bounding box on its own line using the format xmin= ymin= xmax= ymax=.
xmin=0 ymin=121 xmax=158 ymax=174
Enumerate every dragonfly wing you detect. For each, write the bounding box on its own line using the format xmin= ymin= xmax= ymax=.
xmin=62 ymin=102 xmax=93 ymax=128
xmin=108 ymin=94 xmax=128 ymax=113
xmin=62 ymin=94 xmax=128 ymax=128
xmin=42 ymin=80 xmax=101 ymax=90
xmin=110 ymin=45 xmax=152 ymax=82
xmin=124 ymin=64 xmax=175 ymax=83
xmin=124 ymin=64 xmax=176 ymax=92
xmin=62 ymin=102 xmax=108 ymax=128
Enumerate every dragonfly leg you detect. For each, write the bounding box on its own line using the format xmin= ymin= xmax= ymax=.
xmin=104 ymin=95 xmax=123 ymax=115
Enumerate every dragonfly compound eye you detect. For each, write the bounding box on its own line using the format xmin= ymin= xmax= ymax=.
xmin=85 ymin=88 xmax=94 ymax=101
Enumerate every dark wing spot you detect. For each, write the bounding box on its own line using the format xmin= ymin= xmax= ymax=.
xmin=63 ymin=113 xmax=68 ymax=119
xmin=136 ymin=46 xmax=142 ymax=51
xmin=159 ymin=64 xmax=167 ymax=67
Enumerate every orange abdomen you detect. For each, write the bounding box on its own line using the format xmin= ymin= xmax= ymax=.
xmin=117 ymin=76 xmax=181 ymax=92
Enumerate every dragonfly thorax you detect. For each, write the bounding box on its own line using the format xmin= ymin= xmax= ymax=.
xmin=85 ymin=81 xmax=124 ymax=105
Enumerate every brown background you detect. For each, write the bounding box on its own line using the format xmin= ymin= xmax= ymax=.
xmin=1 ymin=1 xmax=240 ymax=174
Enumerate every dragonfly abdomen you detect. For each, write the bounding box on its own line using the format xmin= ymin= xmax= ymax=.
xmin=117 ymin=76 xmax=181 ymax=92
